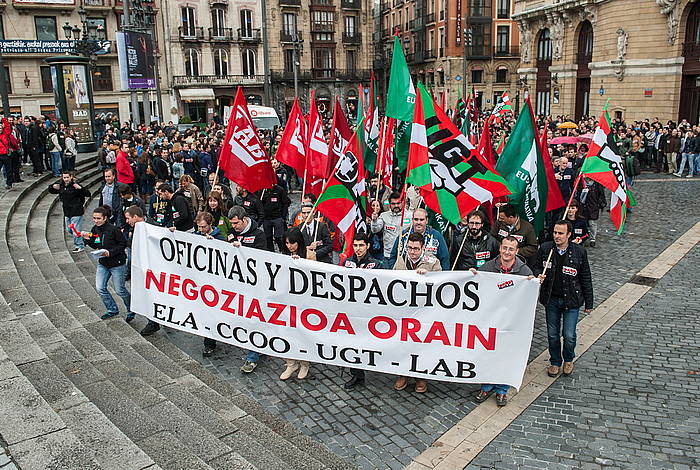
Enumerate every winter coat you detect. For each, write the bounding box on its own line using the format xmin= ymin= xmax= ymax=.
xmin=85 ymin=222 xmax=127 ymax=268
xmin=533 ymin=241 xmax=593 ymax=310
xmin=47 ymin=179 xmax=91 ymax=217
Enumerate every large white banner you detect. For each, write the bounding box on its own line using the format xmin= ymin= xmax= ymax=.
xmin=132 ymin=224 xmax=539 ymax=389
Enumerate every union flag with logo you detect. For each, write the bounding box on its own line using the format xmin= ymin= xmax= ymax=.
xmin=218 ymin=87 xmax=276 ymax=193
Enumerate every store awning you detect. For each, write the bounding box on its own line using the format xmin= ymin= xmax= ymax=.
xmin=178 ymin=88 xmax=215 ymax=101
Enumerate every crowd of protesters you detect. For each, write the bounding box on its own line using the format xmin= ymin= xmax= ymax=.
xmin=5 ymin=103 xmax=682 ymax=405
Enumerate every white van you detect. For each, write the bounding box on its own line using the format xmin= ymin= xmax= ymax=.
xmin=224 ymin=105 xmax=281 ymax=130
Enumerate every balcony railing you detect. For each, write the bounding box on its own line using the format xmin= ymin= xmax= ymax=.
xmin=280 ymin=30 xmax=300 ymax=42
xmin=341 ymin=0 xmax=360 ymax=8
xmin=336 ymin=69 xmax=371 ymax=81
xmin=312 ymin=69 xmax=335 ymax=79
xmin=178 ymin=26 xmax=204 ymax=41
xmin=279 ymin=0 xmax=302 ymax=5
xmin=342 ymin=32 xmax=362 ymax=44
xmin=172 ymin=75 xmax=264 ymax=87
xmin=271 ymin=69 xmax=312 ymax=81
xmin=237 ymin=28 xmax=261 ymax=42
xmin=209 ymin=27 xmax=233 ymax=41
xmin=494 ymin=45 xmax=520 ymax=57
xmin=425 ymin=12 xmax=435 ymax=23
xmin=311 ymin=22 xmax=334 ymax=32
xmin=466 ymin=45 xmax=490 ymax=58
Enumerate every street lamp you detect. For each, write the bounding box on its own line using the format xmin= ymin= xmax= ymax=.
xmin=291 ymin=33 xmax=304 ymax=98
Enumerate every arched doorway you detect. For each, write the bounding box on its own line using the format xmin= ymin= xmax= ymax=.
xmin=535 ymin=29 xmax=552 ymax=116
xmin=680 ymin=2 xmax=700 ymax=124
xmin=575 ymin=21 xmax=593 ymax=120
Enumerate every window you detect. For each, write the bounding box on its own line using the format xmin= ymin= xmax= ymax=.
xmin=537 ymin=29 xmax=552 ymax=61
xmin=495 ymin=68 xmax=508 ymax=83
xmin=213 ymin=49 xmax=228 ymax=76
xmin=87 ymin=17 xmax=107 ymax=39
xmin=312 ymin=11 xmax=334 ymax=29
xmin=313 ymin=47 xmax=334 ymax=77
xmin=181 ymin=7 xmax=196 ymax=36
xmin=496 ymin=26 xmax=509 ymax=54
xmin=283 ymin=49 xmax=295 ymax=72
xmin=211 ymin=9 xmax=225 ymax=36
xmin=346 ymin=49 xmax=356 ymax=71
xmin=312 ymin=32 xmax=334 ymax=42
xmin=497 ymin=0 xmax=510 ymax=19
xmin=438 ymin=27 xmax=444 ymax=56
xmin=184 ymin=49 xmax=199 ymax=75
xmin=93 ymin=66 xmax=113 ymax=91
xmin=35 ymin=17 xmax=57 ymax=40
xmin=283 ymin=13 xmax=297 ymax=35
xmin=242 ymin=49 xmax=256 ymax=76
xmin=3 ymin=67 xmax=11 ymax=94
xmin=470 ymin=0 xmax=485 ymax=17
xmin=345 ymin=16 xmax=356 ymax=35
xmin=471 ymin=23 xmax=487 ymax=56
xmin=40 ymin=66 xmax=53 ymax=93
xmin=471 ymin=69 xmax=483 ymax=83
xmin=240 ymin=9 xmax=253 ymax=37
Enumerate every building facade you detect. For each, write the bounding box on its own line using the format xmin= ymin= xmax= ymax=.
xmin=0 ymin=0 xmax=168 ymax=123
xmin=514 ymin=0 xmax=700 ymax=123
xmin=162 ymin=0 xmax=267 ymax=122
xmin=266 ymin=0 xmax=374 ymax=119
xmin=376 ymin=0 xmax=520 ymax=112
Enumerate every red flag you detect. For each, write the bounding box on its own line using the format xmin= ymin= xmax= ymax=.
xmin=477 ymin=115 xmax=496 ymax=167
xmin=218 ymin=87 xmax=276 ymax=193
xmin=539 ymin=123 xmax=566 ymax=212
xmin=327 ymin=98 xmax=352 ymax=175
xmin=379 ymin=117 xmax=396 ymax=188
xmin=440 ymin=91 xmax=446 ymax=112
xmin=306 ymin=90 xmax=329 ymax=196
xmin=275 ymin=98 xmax=307 ymax=177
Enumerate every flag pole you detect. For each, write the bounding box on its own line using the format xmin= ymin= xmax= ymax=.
xmin=375 ymin=116 xmax=386 ymax=202
xmin=541 ymin=172 xmax=584 ymax=276
xmin=450 ymin=229 xmax=469 ymax=271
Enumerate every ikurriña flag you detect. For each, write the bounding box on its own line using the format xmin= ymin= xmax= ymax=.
xmin=219 ymin=87 xmax=276 ymax=193
xmin=580 ymin=105 xmax=636 ymax=234
xmin=406 ymin=84 xmax=512 ymax=225
xmin=317 ymin=130 xmax=368 ymax=258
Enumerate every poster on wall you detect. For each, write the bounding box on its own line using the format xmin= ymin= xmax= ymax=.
xmin=62 ymin=65 xmax=93 ymax=143
xmin=116 ymin=31 xmax=156 ymax=90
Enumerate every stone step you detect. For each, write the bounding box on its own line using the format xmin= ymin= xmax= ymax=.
xmin=10 ymin=170 xmax=254 ymax=470
xmin=49 ymin=171 xmax=354 ymax=469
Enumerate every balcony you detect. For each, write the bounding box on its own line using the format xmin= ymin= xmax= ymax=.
xmin=178 ymin=26 xmax=204 ymax=41
xmin=280 ymin=30 xmax=300 ymax=42
xmin=425 ymin=12 xmax=435 ymax=24
xmin=279 ymin=0 xmax=301 ymax=5
xmin=237 ymin=28 xmax=261 ymax=42
xmin=341 ymin=0 xmax=360 ymax=8
xmin=466 ymin=45 xmax=490 ymax=59
xmin=336 ymin=69 xmax=371 ymax=81
xmin=342 ymin=32 xmax=362 ymax=44
xmin=311 ymin=22 xmax=334 ymax=32
xmin=494 ymin=45 xmax=520 ymax=57
xmin=412 ymin=17 xmax=424 ymax=30
xmin=424 ymin=49 xmax=436 ymax=60
xmin=271 ymin=69 xmax=312 ymax=81
xmin=172 ymin=75 xmax=264 ymax=87
xmin=209 ymin=27 xmax=233 ymax=41
xmin=312 ymin=69 xmax=335 ymax=79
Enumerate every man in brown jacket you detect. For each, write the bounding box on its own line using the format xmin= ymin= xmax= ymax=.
xmin=491 ymin=203 xmax=538 ymax=264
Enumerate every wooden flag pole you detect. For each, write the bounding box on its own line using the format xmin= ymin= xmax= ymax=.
xmin=450 ymin=228 xmax=469 ymax=271
xmin=374 ymin=117 xmax=386 ymax=202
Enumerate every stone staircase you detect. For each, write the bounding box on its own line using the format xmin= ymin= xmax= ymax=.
xmin=0 ymin=157 xmax=355 ymax=470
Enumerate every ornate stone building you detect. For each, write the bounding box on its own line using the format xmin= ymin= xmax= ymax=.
xmin=514 ymin=0 xmax=700 ymax=123
xmin=266 ymin=0 xmax=374 ymax=118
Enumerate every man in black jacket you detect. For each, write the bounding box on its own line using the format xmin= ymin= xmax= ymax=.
xmin=533 ymin=220 xmax=593 ymax=378
xmin=298 ymin=203 xmax=333 ymax=264
xmin=97 ymin=168 xmax=124 ymax=225
xmin=260 ymin=183 xmax=291 ymax=252
xmin=49 ymin=170 xmax=91 ymax=253
xmin=232 ymin=186 xmax=264 ymax=223
xmin=451 ymin=210 xmax=500 ymax=270
xmin=157 ymin=183 xmax=194 ymax=232
xmin=82 ymin=206 xmax=131 ymax=320
xmin=26 ymin=117 xmax=45 ymax=176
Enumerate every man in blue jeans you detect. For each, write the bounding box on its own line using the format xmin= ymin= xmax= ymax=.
xmin=533 ymin=220 xmax=593 ymax=378
xmin=49 ymin=170 xmax=91 ymax=253
xmin=82 ymin=206 xmax=132 ymax=321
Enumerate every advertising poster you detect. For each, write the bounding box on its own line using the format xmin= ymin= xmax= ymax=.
xmin=61 ymin=65 xmax=93 ymax=143
xmin=116 ymin=31 xmax=156 ymax=90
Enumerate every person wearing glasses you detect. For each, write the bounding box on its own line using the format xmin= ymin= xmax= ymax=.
xmin=370 ymin=191 xmax=413 ymax=266
xmin=450 ymin=210 xmax=500 ymax=271
xmin=193 ymin=212 xmax=225 ymax=358
xmin=387 ymin=207 xmax=450 ymax=271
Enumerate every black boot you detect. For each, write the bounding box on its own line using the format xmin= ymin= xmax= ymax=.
xmin=344 ymin=370 xmax=365 ymax=389
xmin=140 ymin=321 xmax=161 ymax=336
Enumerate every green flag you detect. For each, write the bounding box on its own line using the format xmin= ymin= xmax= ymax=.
xmin=385 ymin=36 xmax=416 ymax=122
xmin=495 ymin=98 xmax=551 ymax=233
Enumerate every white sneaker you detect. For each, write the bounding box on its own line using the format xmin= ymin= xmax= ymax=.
xmin=672 ymin=172 xmax=681 ymax=177
xmin=72 ymin=247 xmax=84 ymax=253
xmin=686 ymin=174 xmax=693 ymax=178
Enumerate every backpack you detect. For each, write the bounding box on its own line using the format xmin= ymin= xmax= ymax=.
xmin=106 ymin=150 xmax=117 ymax=164
xmin=47 ymin=134 xmax=56 ymax=151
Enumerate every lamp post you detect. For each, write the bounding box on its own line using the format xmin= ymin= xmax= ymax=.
xmin=292 ymin=33 xmax=304 ymax=99
xmin=462 ymin=27 xmax=472 ymax=99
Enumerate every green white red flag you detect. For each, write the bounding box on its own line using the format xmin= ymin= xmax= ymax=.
xmin=491 ymin=91 xmax=513 ymax=122
xmin=580 ymin=106 xmax=636 ymax=234
xmin=406 ymin=84 xmax=512 ymax=225
xmin=495 ymin=97 xmax=564 ymax=233
xmin=317 ymin=130 xmax=368 ymax=258
xmin=219 ymin=87 xmax=276 ymax=193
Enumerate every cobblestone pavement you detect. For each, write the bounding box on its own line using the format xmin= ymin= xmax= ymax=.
xmin=143 ymin=174 xmax=699 ymax=469
xmin=464 ymin=243 xmax=700 ymax=470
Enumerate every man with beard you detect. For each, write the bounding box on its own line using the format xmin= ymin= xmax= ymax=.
xmin=451 ymin=210 xmax=500 ymax=270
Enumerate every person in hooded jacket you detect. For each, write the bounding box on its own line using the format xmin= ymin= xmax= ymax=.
xmin=0 ymin=117 xmax=20 ymax=189
xmin=48 ymin=169 xmax=91 ymax=252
